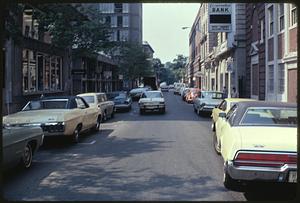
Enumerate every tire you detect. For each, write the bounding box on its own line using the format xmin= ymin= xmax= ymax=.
xmin=93 ymin=116 xmax=101 ymax=132
xmin=72 ymin=127 xmax=80 ymax=143
xmin=160 ymin=107 xmax=165 ymax=114
xmin=20 ymin=143 xmax=33 ymax=169
xmin=213 ymin=131 xmax=221 ymax=155
xmin=140 ymin=109 xmax=144 ymax=115
xmin=223 ymin=171 xmax=243 ymax=191
xmin=102 ymin=111 xmax=107 ymax=122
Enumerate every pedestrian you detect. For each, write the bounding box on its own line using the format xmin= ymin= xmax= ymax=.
xmin=222 ymin=86 xmax=228 ymax=99
xmin=231 ymin=87 xmax=239 ymax=98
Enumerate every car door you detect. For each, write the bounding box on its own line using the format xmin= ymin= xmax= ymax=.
xmin=212 ymin=100 xmax=227 ymax=122
xmin=75 ymin=97 xmax=90 ymax=130
xmin=103 ymin=94 xmax=113 ymax=115
xmin=81 ymin=97 xmax=97 ymax=128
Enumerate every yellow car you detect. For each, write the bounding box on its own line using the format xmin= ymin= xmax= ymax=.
xmin=211 ymin=98 xmax=255 ymax=132
xmin=3 ymin=96 xmax=100 ymax=143
xmin=214 ymin=101 xmax=297 ymax=191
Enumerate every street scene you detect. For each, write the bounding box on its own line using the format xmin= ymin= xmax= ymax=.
xmin=1 ymin=2 xmax=298 ymax=201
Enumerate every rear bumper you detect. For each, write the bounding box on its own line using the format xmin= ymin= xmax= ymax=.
xmin=140 ymin=104 xmax=165 ymax=110
xmin=115 ymin=104 xmax=131 ymax=110
xmin=225 ymin=161 xmax=297 ymax=183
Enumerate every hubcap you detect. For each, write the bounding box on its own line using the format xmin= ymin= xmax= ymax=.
xmin=23 ymin=145 xmax=32 ymax=168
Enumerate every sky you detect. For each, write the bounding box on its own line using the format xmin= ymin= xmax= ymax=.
xmin=143 ymin=3 xmax=200 ymax=64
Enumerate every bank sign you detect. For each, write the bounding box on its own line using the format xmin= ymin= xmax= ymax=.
xmin=208 ymin=3 xmax=232 ymax=32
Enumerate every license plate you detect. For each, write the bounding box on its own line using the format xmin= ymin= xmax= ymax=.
xmin=288 ymin=171 xmax=297 ymax=183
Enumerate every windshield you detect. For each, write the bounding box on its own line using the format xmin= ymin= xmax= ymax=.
xmin=81 ymin=96 xmax=95 ymax=104
xmin=143 ymin=92 xmax=162 ymax=98
xmin=241 ymin=107 xmax=297 ymax=126
xmin=22 ymin=100 xmax=68 ymax=110
xmin=201 ymin=92 xmax=223 ymax=99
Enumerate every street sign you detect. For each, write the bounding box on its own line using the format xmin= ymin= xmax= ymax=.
xmin=208 ymin=3 xmax=232 ymax=32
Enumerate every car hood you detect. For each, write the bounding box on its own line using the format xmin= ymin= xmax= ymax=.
xmin=238 ymin=127 xmax=297 ymax=152
xmin=3 ymin=109 xmax=70 ymax=124
xmin=139 ymin=98 xmax=164 ymax=103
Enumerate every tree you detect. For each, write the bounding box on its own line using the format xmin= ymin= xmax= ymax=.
xmin=118 ymin=42 xmax=152 ymax=85
xmin=165 ymin=55 xmax=188 ymax=82
xmin=34 ymin=4 xmax=112 ymax=57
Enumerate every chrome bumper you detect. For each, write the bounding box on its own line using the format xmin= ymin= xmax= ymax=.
xmin=225 ymin=161 xmax=297 ymax=183
xmin=140 ymin=104 xmax=165 ymax=110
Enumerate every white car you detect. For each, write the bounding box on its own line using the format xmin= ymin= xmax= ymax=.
xmin=139 ymin=91 xmax=165 ymax=114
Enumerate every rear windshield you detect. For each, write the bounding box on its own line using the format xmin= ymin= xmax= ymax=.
xmin=201 ymin=92 xmax=223 ymax=99
xmin=23 ymin=100 xmax=68 ymax=110
xmin=143 ymin=92 xmax=162 ymax=98
xmin=81 ymin=96 xmax=95 ymax=104
xmin=240 ymin=107 xmax=297 ymax=126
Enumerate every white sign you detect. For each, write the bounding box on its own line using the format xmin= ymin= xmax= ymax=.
xmin=208 ymin=3 xmax=232 ymax=33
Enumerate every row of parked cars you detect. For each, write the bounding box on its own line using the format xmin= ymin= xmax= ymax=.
xmin=2 ymin=91 xmax=133 ymax=170
xmin=176 ymin=88 xmax=297 ymax=191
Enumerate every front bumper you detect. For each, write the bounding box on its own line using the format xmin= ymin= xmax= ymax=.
xmin=41 ymin=122 xmax=66 ymax=136
xmin=225 ymin=161 xmax=297 ymax=183
xmin=199 ymin=105 xmax=214 ymax=112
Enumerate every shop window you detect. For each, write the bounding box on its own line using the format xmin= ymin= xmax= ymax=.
xmin=22 ymin=49 xmax=62 ymax=93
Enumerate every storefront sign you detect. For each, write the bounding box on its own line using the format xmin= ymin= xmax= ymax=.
xmin=208 ymin=3 xmax=232 ymax=32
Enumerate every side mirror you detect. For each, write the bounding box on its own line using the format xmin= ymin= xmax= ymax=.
xmin=219 ymin=112 xmax=226 ymax=118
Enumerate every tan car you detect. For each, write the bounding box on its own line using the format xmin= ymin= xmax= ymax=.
xmin=77 ymin=92 xmax=115 ymax=122
xmin=3 ymin=96 xmax=100 ymax=143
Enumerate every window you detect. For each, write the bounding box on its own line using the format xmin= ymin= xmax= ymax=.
xmin=120 ymin=30 xmax=129 ymax=41
xmin=123 ymin=16 xmax=129 ymax=27
xmin=278 ymin=4 xmax=284 ymax=31
xmin=278 ymin=64 xmax=285 ymax=94
xmin=123 ymin=3 xmax=129 ymax=13
xmin=22 ymin=49 xmax=62 ymax=93
xmin=99 ymin=3 xmax=114 ymax=13
xmin=111 ymin=16 xmax=117 ymax=27
xmin=268 ymin=65 xmax=274 ymax=93
xmin=117 ymin=30 xmax=120 ymax=41
xmin=22 ymin=8 xmax=38 ymax=40
xmin=114 ymin=3 xmax=123 ymax=13
xmin=260 ymin=20 xmax=264 ymax=43
xmin=290 ymin=4 xmax=297 ymax=27
xmin=117 ymin=16 xmax=122 ymax=27
xmin=268 ymin=5 xmax=274 ymax=36
xmin=76 ymin=98 xmax=86 ymax=109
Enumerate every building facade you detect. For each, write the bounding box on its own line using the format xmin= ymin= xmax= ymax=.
xmin=264 ymin=3 xmax=297 ymax=102
xmin=96 ymin=3 xmax=142 ymax=44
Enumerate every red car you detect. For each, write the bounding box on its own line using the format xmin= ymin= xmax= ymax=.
xmin=185 ymin=88 xmax=201 ymax=103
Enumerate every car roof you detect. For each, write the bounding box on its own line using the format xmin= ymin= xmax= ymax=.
xmin=77 ymin=92 xmax=105 ymax=96
xmin=35 ymin=96 xmax=76 ymax=101
xmin=231 ymin=101 xmax=297 ymax=126
xmin=145 ymin=90 xmax=162 ymax=93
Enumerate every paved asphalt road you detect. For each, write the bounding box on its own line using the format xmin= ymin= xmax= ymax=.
xmin=2 ymin=91 xmax=296 ymax=201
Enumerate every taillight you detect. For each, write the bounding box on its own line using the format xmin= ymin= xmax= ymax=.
xmin=233 ymin=152 xmax=297 ymax=167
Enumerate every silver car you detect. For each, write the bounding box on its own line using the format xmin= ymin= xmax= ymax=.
xmin=193 ymin=91 xmax=223 ymax=116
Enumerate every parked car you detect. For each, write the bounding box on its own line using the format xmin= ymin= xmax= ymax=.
xmin=211 ymin=98 xmax=255 ymax=132
xmin=139 ymin=91 xmax=165 ymax=114
xmin=168 ymin=84 xmax=174 ymax=89
xmin=3 ymin=96 xmax=99 ymax=143
xmin=214 ymin=101 xmax=297 ymax=191
xmin=193 ymin=91 xmax=223 ymax=115
xmin=113 ymin=93 xmax=132 ymax=112
xmin=2 ymin=125 xmax=44 ymax=169
xmin=129 ymin=87 xmax=149 ymax=101
xmin=181 ymin=88 xmax=191 ymax=101
xmin=78 ymin=92 xmax=115 ymax=122
xmin=174 ymin=83 xmax=186 ymax=95
xmin=179 ymin=86 xmax=189 ymax=97
xmin=106 ymin=91 xmax=127 ymax=101
xmin=160 ymin=85 xmax=169 ymax=92
xmin=185 ymin=88 xmax=201 ymax=103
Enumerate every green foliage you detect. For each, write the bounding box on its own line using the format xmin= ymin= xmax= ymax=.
xmin=34 ymin=4 xmax=112 ymax=56
xmin=162 ymin=54 xmax=188 ymax=83
xmin=118 ymin=42 xmax=152 ymax=80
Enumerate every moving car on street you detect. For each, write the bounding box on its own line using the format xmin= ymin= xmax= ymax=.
xmin=193 ymin=91 xmax=223 ymax=116
xmin=129 ymin=87 xmax=149 ymax=101
xmin=3 ymin=96 xmax=100 ymax=143
xmin=78 ymin=92 xmax=115 ymax=122
xmin=213 ymin=101 xmax=297 ymax=191
xmin=113 ymin=92 xmax=132 ymax=112
xmin=211 ymin=98 xmax=255 ymax=132
xmin=139 ymin=91 xmax=165 ymax=114
xmin=2 ymin=125 xmax=44 ymax=169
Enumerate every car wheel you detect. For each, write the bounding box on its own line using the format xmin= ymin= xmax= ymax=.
xmin=20 ymin=143 xmax=33 ymax=169
xmin=72 ymin=127 xmax=80 ymax=143
xmin=223 ymin=171 xmax=244 ymax=191
xmin=213 ymin=131 xmax=221 ymax=155
xmin=140 ymin=109 xmax=144 ymax=115
xmin=93 ymin=116 xmax=101 ymax=132
xmin=102 ymin=111 xmax=107 ymax=122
